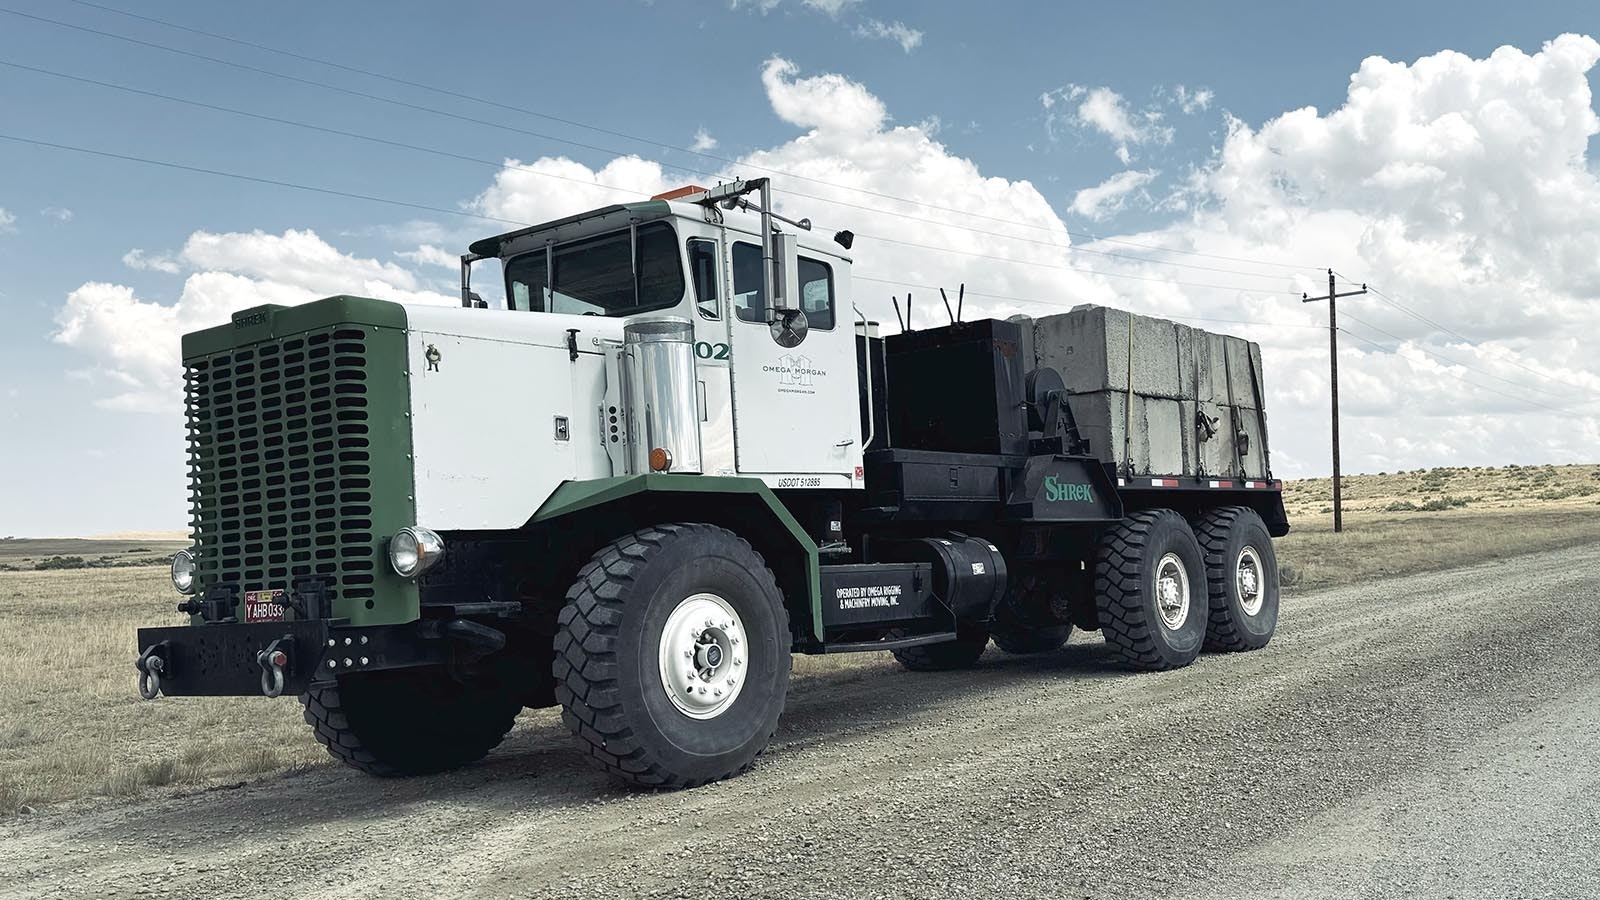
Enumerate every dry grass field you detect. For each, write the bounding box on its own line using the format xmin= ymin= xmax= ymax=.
xmin=3 ymin=462 xmax=1598 ymax=817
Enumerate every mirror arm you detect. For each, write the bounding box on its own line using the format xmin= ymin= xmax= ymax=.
xmin=459 ymin=252 xmax=483 ymax=308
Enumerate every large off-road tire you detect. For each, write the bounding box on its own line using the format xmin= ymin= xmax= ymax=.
xmin=890 ymin=624 xmax=990 ymax=671
xmin=990 ymin=568 xmax=1074 ymax=654
xmin=553 ymin=524 xmax=791 ymax=789
xmin=1094 ymin=509 xmax=1207 ymax=671
xmin=301 ymin=667 xmax=521 ymax=777
xmin=1194 ymin=506 xmax=1280 ymax=652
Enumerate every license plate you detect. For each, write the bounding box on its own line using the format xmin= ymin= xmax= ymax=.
xmin=243 ymin=589 xmax=287 ymax=622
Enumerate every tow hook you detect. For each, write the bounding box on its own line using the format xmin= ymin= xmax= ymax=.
xmin=135 ymin=643 xmax=168 ymax=700
xmin=256 ymin=638 xmax=292 ymax=698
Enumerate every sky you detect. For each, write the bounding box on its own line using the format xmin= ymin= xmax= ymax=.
xmin=3 ymin=0 xmax=1600 ymax=536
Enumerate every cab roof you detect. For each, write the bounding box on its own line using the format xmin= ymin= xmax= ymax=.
xmin=467 ymin=200 xmax=673 ymax=258
xmin=467 ymin=197 xmax=852 ymax=263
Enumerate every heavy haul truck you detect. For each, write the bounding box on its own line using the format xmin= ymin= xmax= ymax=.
xmin=135 ymin=180 xmax=1287 ymax=787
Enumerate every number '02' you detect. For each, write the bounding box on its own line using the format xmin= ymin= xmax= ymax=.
xmin=694 ymin=342 xmax=731 ymax=360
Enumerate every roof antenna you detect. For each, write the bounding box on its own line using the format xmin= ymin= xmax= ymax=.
xmin=957 ymin=283 xmax=965 ymax=323
xmin=907 ymin=292 xmax=913 ymax=330
xmin=939 ymin=288 xmax=955 ymax=325
xmin=892 ymin=295 xmax=905 ymax=332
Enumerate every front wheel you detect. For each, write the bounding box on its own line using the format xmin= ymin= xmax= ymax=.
xmin=1094 ymin=509 xmax=1207 ymax=671
xmin=553 ymin=524 xmax=791 ymax=789
xmin=301 ymin=667 xmax=521 ymax=776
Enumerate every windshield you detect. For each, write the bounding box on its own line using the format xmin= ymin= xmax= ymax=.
xmin=504 ymin=221 xmax=684 ymax=316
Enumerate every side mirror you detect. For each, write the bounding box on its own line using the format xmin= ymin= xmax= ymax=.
xmin=771 ymin=232 xmax=800 ymax=313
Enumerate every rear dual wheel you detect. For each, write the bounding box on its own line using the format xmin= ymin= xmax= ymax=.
xmin=1094 ymin=507 xmax=1280 ymax=671
xmin=1194 ymin=506 xmax=1279 ymax=651
xmin=1094 ymin=509 xmax=1208 ymax=671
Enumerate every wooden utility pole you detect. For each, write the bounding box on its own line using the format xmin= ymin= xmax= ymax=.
xmin=1302 ymin=270 xmax=1366 ymax=533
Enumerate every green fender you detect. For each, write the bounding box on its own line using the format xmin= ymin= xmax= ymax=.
xmin=530 ymin=474 xmax=823 ymax=640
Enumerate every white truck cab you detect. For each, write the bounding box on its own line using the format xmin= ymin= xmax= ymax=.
xmin=460 ymin=180 xmax=861 ymax=493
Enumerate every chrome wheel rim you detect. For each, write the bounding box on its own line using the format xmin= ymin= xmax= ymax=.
xmin=658 ymin=592 xmax=747 ymax=719
xmin=1154 ymin=552 xmax=1191 ymax=631
xmin=1236 ymin=545 xmax=1264 ymax=616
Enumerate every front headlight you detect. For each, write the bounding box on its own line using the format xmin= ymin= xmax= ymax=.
xmin=170 ymin=549 xmax=197 ymax=594
xmin=389 ymin=526 xmax=444 ymax=578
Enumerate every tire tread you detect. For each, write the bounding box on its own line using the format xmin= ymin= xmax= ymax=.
xmin=552 ymin=523 xmax=788 ymax=789
xmin=1094 ymin=509 xmax=1198 ymax=671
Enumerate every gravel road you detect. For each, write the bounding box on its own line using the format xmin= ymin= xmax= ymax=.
xmin=4 ymin=543 xmax=1598 ymax=900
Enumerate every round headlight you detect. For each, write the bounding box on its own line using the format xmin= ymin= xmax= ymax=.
xmin=390 ymin=529 xmax=420 ymax=576
xmin=389 ymin=527 xmax=443 ymax=578
xmin=170 ymin=549 xmax=197 ymax=594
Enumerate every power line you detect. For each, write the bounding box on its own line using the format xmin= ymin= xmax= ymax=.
xmin=1339 ymin=310 xmax=1592 ymax=404
xmin=28 ymin=0 xmax=1326 ymax=275
xmin=1335 ymin=327 xmax=1588 ymax=416
xmin=849 ymin=235 xmax=1302 ymax=297
xmin=853 ymin=275 xmax=1324 ymax=329
xmin=0 ymin=58 xmax=654 ymax=201
xmin=1356 ymin=281 xmax=1600 ymax=401
xmin=0 ymin=132 xmax=531 ymax=228
xmin=0 ymin=122 xmax=1305 ymax=299
xmin=0 ymin=52 xmax=1308 ymax=289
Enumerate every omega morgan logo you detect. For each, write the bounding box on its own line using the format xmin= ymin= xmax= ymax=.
xmin=1044 ymin=474 xmax=1095 ymax=503
xmin=765 ymin=354 xmax=826 ymax=387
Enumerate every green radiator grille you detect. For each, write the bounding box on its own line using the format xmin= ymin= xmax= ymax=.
xmin=186 ymin=326 xmax=384 ymax=613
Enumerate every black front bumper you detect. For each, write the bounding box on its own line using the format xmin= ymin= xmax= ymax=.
xmin=134 ymin=618 xmax=464 ymax=698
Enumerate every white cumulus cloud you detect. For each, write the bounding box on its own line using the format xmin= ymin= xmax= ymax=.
xmin=1173 ymin=85 xmax=1214 ymax=114
xmin=394 ymin=244 xmax=459 ymax=269
xmin=52 ymin=40 xmax=1600 ymax=479
xmin=58 ymin=230 xmax=453 ymax=411
xmin=1070 ymin=169 xmax=1159 ymax=220
xmin=801 ymin=0 xmax=860 ymax=16
xmin=0 ymin=208 xmax=15 ymax=235
xmin=1136 ymin=33 xmax=1600 ymax=472
xmin=760 ymin=56 xmax=888 ymax=135
xmin=1042 ymin=85 xmax=1174 ymax=163
xmin=122 ymin=249 xmax=181 ymax=274
xmin=691 ymin=127 xmax=718 ymax=152
xmin=855 ymin=19 xmax=923 ymax=53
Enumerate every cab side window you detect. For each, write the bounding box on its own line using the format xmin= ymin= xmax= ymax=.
xmin=732 ymin=242 xmax=835 ymax=329
xmin=731 ymin=242 xmax=766 ymax=323
xmin=798 ymin=257 xmax=834 ymax=330
xmin=688 ymin=239 xmax=720 ymax=320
